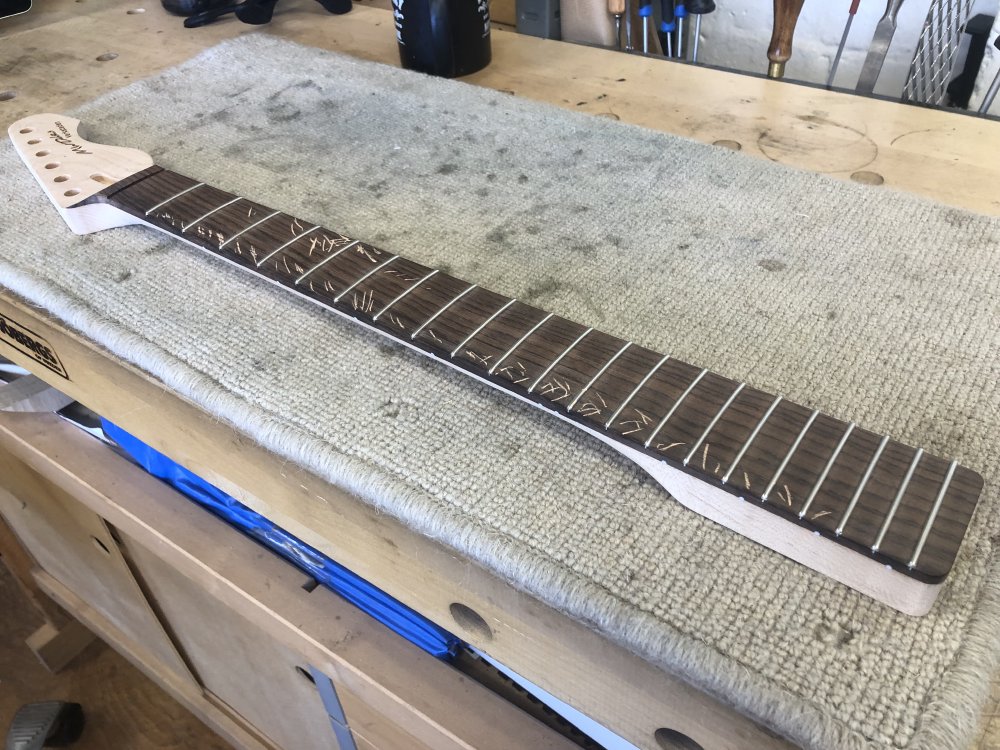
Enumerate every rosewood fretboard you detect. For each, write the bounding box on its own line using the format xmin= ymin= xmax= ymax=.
xmin=82 ymin=166 xmax=984 ymax=583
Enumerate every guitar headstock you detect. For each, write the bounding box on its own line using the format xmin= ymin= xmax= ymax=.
xmin=9 ymin=114 xmax=154 ymax=234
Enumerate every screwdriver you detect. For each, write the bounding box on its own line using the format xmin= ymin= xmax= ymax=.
xmin=639 ymin=1 xmax=653 ymax=53
xmin=624 ymin=0 xmax=634 ymax=50
xmin=827 ymin=0 xmax=860 ymax=86
xmin=609 ymin=0 xmax=625 ymax=49
xmin=767 ymin=0 xmax=806 ymax=78
xmin=674 ymin=1 xmax=687 ymax=58
xmin=686 ymin=0 xmax=715 ymax=63
xmin=658 ymin=0 xmax=676 ymax=57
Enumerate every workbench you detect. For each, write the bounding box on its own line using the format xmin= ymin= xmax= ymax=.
xmin=2 ymin=3 xmax=999 ymax=750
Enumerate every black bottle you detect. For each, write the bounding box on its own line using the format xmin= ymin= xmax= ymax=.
xmin=392 ymin=0 xmax=492 ymax=78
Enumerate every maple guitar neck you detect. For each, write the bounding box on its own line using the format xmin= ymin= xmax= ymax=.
xmin=9 ymin=115 xmax=985 ymax=616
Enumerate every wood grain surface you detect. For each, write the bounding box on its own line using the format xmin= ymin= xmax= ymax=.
xmin=2 ymin=1 xmax=999 ymax=215
xmin=0 ymin=564 xmax=231 ymax=750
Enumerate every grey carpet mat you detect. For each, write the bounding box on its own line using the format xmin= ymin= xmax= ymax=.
xmin=2 ymin=36 xmax=999 ymax=750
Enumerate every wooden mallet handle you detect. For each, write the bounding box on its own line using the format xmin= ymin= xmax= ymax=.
xmin=767 ymin=0 xmax=806 ymax=78
xmin=608 ymin=0 xmax=625 ymax=15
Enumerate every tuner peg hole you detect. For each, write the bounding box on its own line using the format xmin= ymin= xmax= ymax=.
xmin=54 ymin=176 xmax=69 ymax=183
xmin=63 ymin=189 xmax=81 ymax=197
xmin=27 ymin=139 xmax=40 ymax=145
xmin=44 ymin=163 xmax=59 ymax=170
xmin=126 ymin=7 xmax=145 ymax=12
xmin=0 ymin=91 xmax=16 ymax=102
xmin=35 ymin=150 xmax=50 ymax=157
xmin=90 ymin=174 xmax=113 ymax=184
xmin=18 ymin=127 xmax=32 ymax=134
xmin=96 ymin=52 xmax=119 ymax=62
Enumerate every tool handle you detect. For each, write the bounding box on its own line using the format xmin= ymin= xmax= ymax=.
xmin=609 ymin=0 xmax=625 ymax=16
xmin=687 ymin=0 xmax=715 ymax=13
xmin=883 ymin=0 xmax=904 ymax=25
xmin=849 ymin=0 xmax=860 ymax=14
xmin=660 ymin=0 xmax=674 ymax=22
xmin=767 ymin=0 xmax=806 ymax=77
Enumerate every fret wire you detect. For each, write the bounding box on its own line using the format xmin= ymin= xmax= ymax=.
xmin=835 ymin=434 xmax=891 ymax=536
xmin=488 ymin=312 xmax=555 ymax=375
xmin=761 ymin=409 xmax=819 ymax=502
xmin=295 ymin=240 xmax=360 ymax=285
xmin=683 ymin=382 xmax=747 ymax=467
xmin=872 ymin=448 xmax=924 ymax=553
xmin=144 ymin=182 xmax=205 ymax=216
xmin=256 ymin=225 xmax=319 ymax=268
xmin=603 ymin=353 xmax=671 ymax=429
xmin=566 ymin=342 xmax=632 ymax=412
xmin=527 ymin=327 xmax=593 ymax=394
xmin=450 ymin=298 xmax=518 ymax=358
xmin=410 ymin=283 xmax=478 ymax=340
xmin=908 ymin=460 xmax=958 ymax=568
xmin=721 ymin=394 xmax=783 ymax=485
xmin=373 ymin=269 xmax=439 ymax=322
xmin=797 ymin=423 xmax=856 ymax=520
xmin=181 ymin=197 xmax=243 ymax=232
xmin=643 ymin=367 xmax=708 ymax=449
xmin=219 ymin=210 xmax=281 ymax=249
xmin=334 ymin=255 xmax=400 ymax=303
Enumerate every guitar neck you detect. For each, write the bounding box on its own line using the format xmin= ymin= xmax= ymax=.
xmin=84 ymin=165 xmax=983 ymax=584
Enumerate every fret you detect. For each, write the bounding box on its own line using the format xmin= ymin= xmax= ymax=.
xmin=773 ymin=412 xmax=862 ymax=520
xmin=683 ymin=383 xmax=746 ymax=467
xmin=146 ymin=180 xmax=237 ymax=232
xmin=219 ymin=209 xmax=281 ymax=249
xmin=295 ymin=240 xmax=359 ymax=285
xmin=643 ymin=368 xmax=707 ymax=449
xmin=528 ymin=327 xmax=593 ymax=394
xmin=796 ymin=423 xmax=855 ymax=520
xmin=181 ymin=196 xmax=242 ymax=232
xmin=296 ymin=253 xmax=438 ymax=332
xmin=761 ymin=409 xmax=819 ymax=502
xmin=144 ymin=181 xmax=204 ymax=215
xmin=567 ymin=342 xmax=631 ymax=412
xmin=334 ymin=255 xmax=399 ymax=303
xmin=410 ymin=284 xmax=511 ymax=354
xmin=451 ymin=300 xmax=558 ymax=379
xmin=410 ymin=283 xmax=477 ymax=340
xmin=872 ymin=448 xmax=924 ymax=553
xmin=450 ymin=298 xmax=518 ymax=358
xmin=372 ymin=270 xmax=439 ymax=322
xmin=836 ymin=434 xmax=890 ymax=536
xmin=488 ymin=312 xmax=555 ymax=375
xmin=875 ymin=458 xmax=982 ymax=579
xmin=908 ymin=460 xmax=957 ymax=569
xmin=603 ymin=353 xmax=670 ymax=429
xmin=256 ymin=225 xmax=319 ymax=268
xmin=526 ymin=328 xmax=625 ymax=411
xmin=721 ymin=395 xmax=782 ymax=485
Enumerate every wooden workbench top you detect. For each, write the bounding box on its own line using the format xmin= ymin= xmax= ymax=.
xmin=3 ymin=0 xmax=999 ymax=216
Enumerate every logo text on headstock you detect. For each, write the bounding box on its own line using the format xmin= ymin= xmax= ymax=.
xmin=47 ymin=121 xmax=92 ymax=155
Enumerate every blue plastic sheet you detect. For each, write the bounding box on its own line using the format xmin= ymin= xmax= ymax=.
xmin=102 ymin=419 xmax=461 ymax=660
